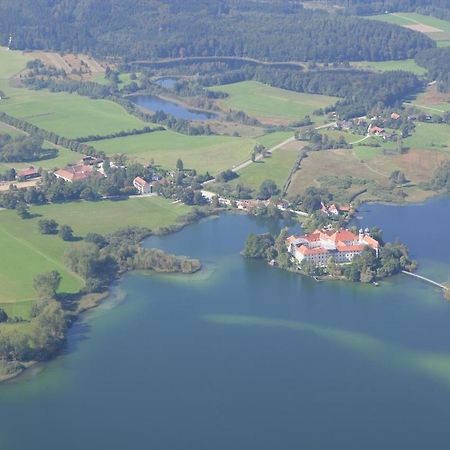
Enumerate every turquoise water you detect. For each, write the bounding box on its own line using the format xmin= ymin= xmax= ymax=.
xmin=1 ymin=200 xmax=450 ymax=449
xmin=131 ymin=95 xmax=216 ymax=121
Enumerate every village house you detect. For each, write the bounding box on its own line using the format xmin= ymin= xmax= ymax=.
xmin=390 ymin=112 xmax=400 ymax=120
xmin=321 ymin=202 xmax=351 ymax=217
xmin=133 ymin=176 xmax=154 ymax=195
xmin=16 ymin=167 xmax=40 ymax=180
xmin=370 ymin=125 xmax=385 ymax=136
xmin=54 ymin=164 xmax=97 ymax=183
xmin=287 ymin=228 xmax=380 ymax=267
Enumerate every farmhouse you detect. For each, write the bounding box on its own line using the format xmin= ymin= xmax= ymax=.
xmin=16 ymin=167 xmax=40 ymax=180
xmin=287 ymin=228 xmax=380 ymax=267
xmin=370 ymin=126 xmax=385 ymax=136
xmin=133 ymin=176 xmax=154 ymax=195
xmin=54 ymin=164 xmax=97 ymax=183
xmin=390 ymin=112 xmax=400 ymax=120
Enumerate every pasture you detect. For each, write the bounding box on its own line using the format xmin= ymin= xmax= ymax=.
xmin=230 ymin=141 xmax=302 ymax=191
xmin=89 ymin=130 xmax=257 ymax=174
xmin=209 ymin=81 xmax=338 ymax=123
xmin=353 ymin=59 xmax=427 ymax=75
xmin=370 ymin=13 xmax=450 ymax=44
xmin=0 ymin=86 xmax=146 ymax=139
xmin=0 ymin=196 xmax=191 ymax=308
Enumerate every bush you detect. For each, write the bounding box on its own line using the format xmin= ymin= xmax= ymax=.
xmin=38 ymin=219 xmax=58 ymax=234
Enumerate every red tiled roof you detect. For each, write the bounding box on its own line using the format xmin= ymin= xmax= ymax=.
xmin=17 ymin=167 xmax=38 ymax=177
xmin=54 ymin=164 xmax=94 ymax=182
xmin=336 ymin=244 xmax=366 ymax=252
xmin=296 ymin=245 xmax=329 ymax=256
xmin=362 ymin=235 xmax=380 ymax=249
xmin=133 ymin=176 xmax=148 ymax=186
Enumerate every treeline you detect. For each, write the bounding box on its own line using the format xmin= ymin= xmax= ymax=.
xmin=0 ymin=134 xmax=56 ymax=162
xmin=415 ymin=47 xmax=450 ymax=92
xmin=75 ymin=127 xmax=164 ymax=143
xmin=0 ymin=0 xmax=434 ymax=62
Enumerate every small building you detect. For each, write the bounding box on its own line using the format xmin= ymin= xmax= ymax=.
xmin=133 ymin=176 xmax=153 ymax=195
xmin=16 ymin=167 xmax=40 ymax=180
xmin=82 ymin=155 xmax=104 ymax=166
xmin=370 ymin=126 xmax=385 ymax=136
xmin=390 ymin=112 xmax=400 ymax=120
xmin=54 ymin=164 xmax=96 ymax=183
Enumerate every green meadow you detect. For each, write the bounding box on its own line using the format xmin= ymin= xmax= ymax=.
xmin=353 ymin=59 xmax=427 ymax=75
xmin=210 ymin=81 xmax=338 ymax=122
xmin=89 ymin=130 xmax=257 ymax=173
xmin=370 ymin=13 xmax=450 ymax=44
xmin=230 ymin=146 xmax=300 ymax=191
xmin=0 ymin=196 xmax=191 ymax=307
xmin=0 ymin=86 xmax=145 ymax=139
xmin=405 ymin=122 xmax=450 ymax=151
xmin=255 ymin=131 xmax=293 ymax=148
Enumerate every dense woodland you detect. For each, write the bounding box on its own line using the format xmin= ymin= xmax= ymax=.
xmin=0 ymin=0 xmax=434 ymax=62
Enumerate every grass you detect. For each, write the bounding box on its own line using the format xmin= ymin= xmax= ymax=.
xmin=0 ymin=210 xmax=84 ymax=303
xmin=231 ymin=144 xmax=301 ymax=191
xmin=370 ymin=13 xmax=450 ymax=43
xmin=0 ymin=86 xmax=146 ymax=139
xmin=255 ymin=131 xmax=293 ymax=148
xmin=0 ymin=196 xmax=192 ymax=305
xmin=89 ymin=130 xmax=257 ymax=174
xmin=353 ymin=59 xmax=427 ymax=75
xmin=0 ymin=47 xmax=30 ymax=79
xmin=405 ymin=122 xmax=450 ymax=151
xmin=210 ymin=81 xmax=338 ymax=123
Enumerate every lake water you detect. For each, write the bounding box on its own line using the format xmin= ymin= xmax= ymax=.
xmin=1 ymin=198 xmax=450 ymax=450
xmin=130 ymin=95 xmax=216 ymax=121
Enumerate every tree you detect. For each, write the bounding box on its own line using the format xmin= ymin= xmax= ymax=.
xmin=59 ymin=224 xmax=74 ymax=241
xmin=16 ymin=203 xmax=31 ymax=219
xmin=0 ymin=308 xmax=8 ymax=323
xmin=257 ymin=179 xmax=279 ymax=200
xmin=38 ymin=219 xmax=58 ymax=234
xmin=176 ymin=158 xmax=184 ymax=171
xmin=389 ymin=170 xmax=407 ymax=186
xmin=33 ymin=271 xmax=62 ymax=300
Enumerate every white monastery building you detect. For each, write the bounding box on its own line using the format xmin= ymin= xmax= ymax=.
xmin=287 ymin=228 xmax=380 ymax=266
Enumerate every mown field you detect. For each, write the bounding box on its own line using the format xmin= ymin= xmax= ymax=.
xmin=0 ymin=86 xmax=146 ymax=139
xmin=89 ymin=130 xmax=258 ymax=174
xmin=210 ymin=81 xmax=338 ymax=123
xmin=230 ymin=141 xmax=302 ymax=191
xmin=407 ymin=85 xmax=450 ymax=113
xmin=370 ymin=13 xmax=450 ymax=44
xmin=353 ymin=59 xmax=427 ymax=75
xmin=0 ymin=196 xmax=191 ymax=309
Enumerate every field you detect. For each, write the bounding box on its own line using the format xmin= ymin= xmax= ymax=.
xmin=406 ymin=122 xmax=450 ymax=151
xmin=230 ymin=140 xmax=303 ymax=191
xmin=407 ymin=85 xmax=450 ymax=113
xmin=89 ymin=130 xmax=258 ymax=173
xmin=353 ymin=59 xmax=427 ymax=75
xmin=210 ymin=81 xmax=338 ymax=124
xmin=370 ymin=13 xmax=450 ymax=44
xmin=0 ymin=86 xmax=146 ymax=139
xmin=0 ymin=196 xmax=191 ymax=309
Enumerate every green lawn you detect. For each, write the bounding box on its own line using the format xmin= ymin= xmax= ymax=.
xmin=255 ymin=131 xmax=293 ymax=148
xmin=0 ymin=210 xmax=84 ymax=303
xmin=0 ymin=197 xmax=191 ymax=305
xmin=230 ymin=146 xmax=300 ymax=191
xmin=370 ymin=13 xmax=450 ymax=43
xmin=89 ymin=130 xmax=257 ymax=174
xmin=0 ymin=47 xmax=30 ymax=79
xmin=0 ymin=85 xmax=146 ymax=139
xmin=405 ymin=122 xmax=450 ymax=151
xmin=353 ymin=59 xmax=427 ymax=75
xmin=210 ymin=81 xmax=338 ymax=122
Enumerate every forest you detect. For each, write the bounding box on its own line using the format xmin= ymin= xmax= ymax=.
xmin=0 ymin=0 xmax=434 ymax=62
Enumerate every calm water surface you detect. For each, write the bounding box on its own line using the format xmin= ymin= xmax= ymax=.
xmin=1 ymin=199 xmax=450 ymax=450
xmin=131 ymin=95 xmax=216 ymax=121
xmin=156 ymin=77 xmax=177 ymax=89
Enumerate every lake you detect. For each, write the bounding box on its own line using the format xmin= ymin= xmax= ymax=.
xmin=1 ymin=198 xmax=450 ymax=450
xmin=130 ymin=95 xmax=216 ymax=121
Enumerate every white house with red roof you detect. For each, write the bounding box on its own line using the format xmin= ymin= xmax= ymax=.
xmin=133 ymin=176 xmax=154 ymax=195
xmin=54 ymin=164 xmax=97 ymax=183
xmin=287 ymin=228 xmax=380 ymax=266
